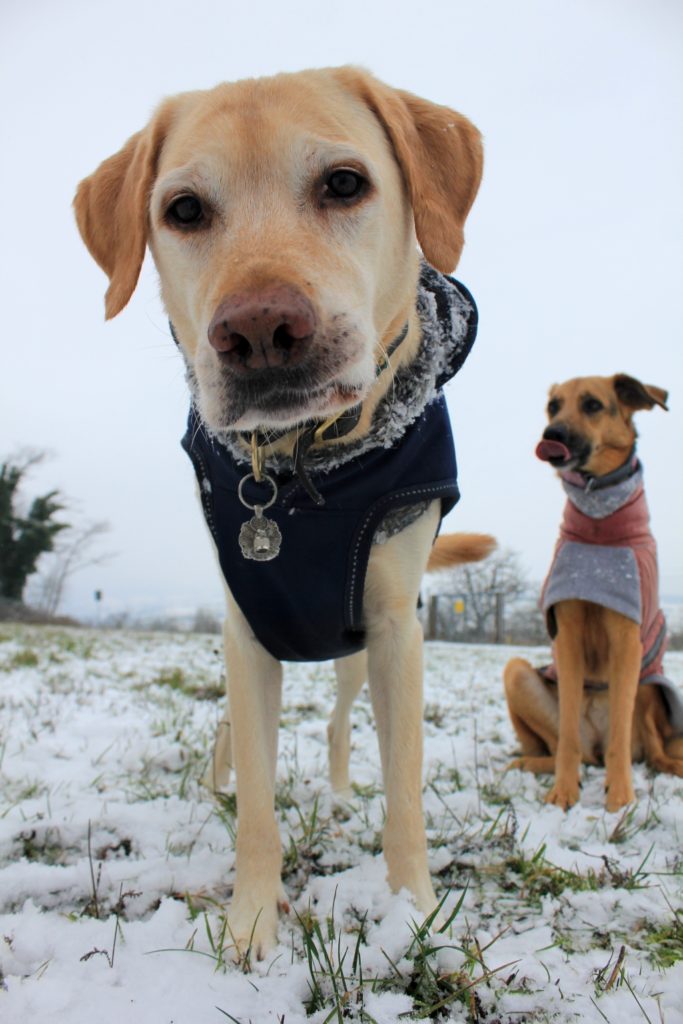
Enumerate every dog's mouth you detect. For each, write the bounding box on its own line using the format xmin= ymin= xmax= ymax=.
xmin=250 ymin=379 xmax=365 ymax=422
xmin=209 ymin=370 xmax=368 ymax=431
xmin=535 ymin=438 xmax=591 ymax=471
xmin=535 ymin=439 xmax=572 ymax=466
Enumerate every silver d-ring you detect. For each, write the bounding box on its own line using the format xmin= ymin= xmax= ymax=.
xmin=237 ymin=472 xmax=278 ymax=511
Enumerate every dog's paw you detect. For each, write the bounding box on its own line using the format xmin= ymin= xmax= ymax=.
xmin=331 ymin=785 xmax=355 ymax=805
xmin=545 ymin=781 xmax=579 ymax=810
xmin=226 ymin=892 xmax=285 ymax=964
xmin=605 ymin=781 xmax=635 ymax=813
xmin=507 ymin=755 xmax=555 ymax=775
xmin=648 ymin=755 xmax=683 ymax=778
xmin=387 ymin=865 xmax=439 ymax=925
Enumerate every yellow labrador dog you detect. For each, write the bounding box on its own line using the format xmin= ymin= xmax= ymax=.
xmin=74 ymin=67 xmax=485 ymax=956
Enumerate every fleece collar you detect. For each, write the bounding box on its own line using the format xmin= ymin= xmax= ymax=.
xmin=560 ymin=446 xmax=639 ymax=494
xmin=178 ymin=263 xmax=477 ymax=485
xmin=561 ymin=461 xmax=644 ymax=520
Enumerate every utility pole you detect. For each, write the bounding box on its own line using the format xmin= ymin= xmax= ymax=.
xmin=427 ymin=595 xmax=438 ymax=640
xmin=494 ymin=589 xmax=505 ymax=643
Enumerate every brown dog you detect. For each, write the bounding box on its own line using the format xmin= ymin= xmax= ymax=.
xmin=74 ymin=67 xmax=487 ymax=956
xmin=504 ymin=374 xmax=683 ymax=812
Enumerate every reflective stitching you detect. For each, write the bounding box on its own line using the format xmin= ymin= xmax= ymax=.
xmin=347 ymin=483 xmax=454 ymax=628
xmin=190 ymin=449 xmax=218 ymax=542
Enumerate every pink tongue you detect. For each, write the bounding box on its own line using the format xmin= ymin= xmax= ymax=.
xmin=535 ymin=439 xmax=571 ymax=462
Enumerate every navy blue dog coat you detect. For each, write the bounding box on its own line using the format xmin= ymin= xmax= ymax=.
xmin=181 ymin=265 xmax=477 ymax=662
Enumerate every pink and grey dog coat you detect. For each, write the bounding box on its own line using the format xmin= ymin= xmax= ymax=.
xmin=540 ymin=461 xmax=683 ymax=732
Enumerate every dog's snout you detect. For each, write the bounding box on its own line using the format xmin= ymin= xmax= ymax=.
xmin=208 ymin=287 xmax=316 ymax=371
xmin=543 ymin=424 xmax=569 ymax=443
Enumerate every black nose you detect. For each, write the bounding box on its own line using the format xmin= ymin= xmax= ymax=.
xmin=542 ymin=424 xmax=570 ymax=444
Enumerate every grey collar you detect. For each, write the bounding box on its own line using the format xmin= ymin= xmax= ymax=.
xmin=562 ymin=464 xmax=643 ymax=519
xmin=560 ymin=447 xmax=639 ymax=493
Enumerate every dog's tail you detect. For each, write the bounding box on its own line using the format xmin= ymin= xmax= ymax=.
xmin=427 ymin=532 xmax=496 ymax=573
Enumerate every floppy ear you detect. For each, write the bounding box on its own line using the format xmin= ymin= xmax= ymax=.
xmin=73 ymin=102 xmax=174 ymax=319
xmin=333 ymin=68 xmax=483 ymax=273
xmin=613 ymin=374 xmax=669 ymax=412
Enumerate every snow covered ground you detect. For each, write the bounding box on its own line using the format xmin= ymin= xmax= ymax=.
xmin=0 ymin=625 xmax=682 ymax=1023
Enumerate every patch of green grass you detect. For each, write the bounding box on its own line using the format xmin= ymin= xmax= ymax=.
xmin=293 ymin=702 xmax=320 ymax=715
xmin=4 ymin=648 xmax=39 ymax=669
xmin=294 ymin=889 xmax=515 ymax=1022
xmin=643 ymin=912 xmax=683 ymax=968
xmin=152 ymin=667 xmax=187 ymax=691
xmin=480 ymin=782 xmax=512 ymax=807
xmin=281 ymin=702 xmax=326 ymax=727
xmin=607 ymin=801 xmax=661 ymax=844
xmin=283 ymin=795 xmax=335 ymax=883
xmin=1 ymin=778 xmax=47 ymax=809
xmin=151 ymin=900 xmax=264 ymax=977
xmin=213 ymin=792 xmax=237 ymax=843
xmin=503 ymin=844 xmax=601 ymax=901
xmin=193 ymin=683 xmax=224 ymax=701
xmin=298 ymin=906 xmax=376 ymax=1021
xmin=215 ymin=791 xmax=237 ymax=816
xmin=427 ymin=762 xmax=464 ymax=792
xmin=437 ymin=838 xmax=606 ymax=911
xmin=274 ymin=776 xmax=299 ymax=813
xmin=123 ymin=751 xmax=193 ymax=801
xmin=46 ymin=631 xmax=95 ymax=660
xmin=350 ymin=781 xmax=383 ymax=800
xmin=146 ymin=666 xmax=223 ymax=701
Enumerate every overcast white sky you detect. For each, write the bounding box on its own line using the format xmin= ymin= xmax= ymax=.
xmin=1 ymin=0 xmax=682 ymax=619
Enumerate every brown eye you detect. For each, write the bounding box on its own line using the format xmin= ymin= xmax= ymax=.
xmin=547 ymin=398 xmax=560 ymax=416
xmin=325 ymin=169 xmax=366 ymax=200
xmin=167 ymin=194 xmax=204 ymax=226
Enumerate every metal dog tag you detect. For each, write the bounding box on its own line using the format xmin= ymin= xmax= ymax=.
xmin=238 ymin=506 xmax=282 ymax=561
xmin=237 ymin=472 xmax=282 ymax=561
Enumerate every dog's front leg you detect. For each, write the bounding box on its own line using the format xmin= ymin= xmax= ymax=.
xmin=546 ymin=601 xmax=585 ymax=809
xmin=363 ymin=504 xmax=440 ymax=917
xmin=604 ymin=611 xmax=640 ymax=811
xmin=223 ymin=591 xmax=283 ymax=959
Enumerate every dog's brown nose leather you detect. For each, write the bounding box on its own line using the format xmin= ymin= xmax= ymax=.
xmin=208 ymin=287 xmax=316 ymax=371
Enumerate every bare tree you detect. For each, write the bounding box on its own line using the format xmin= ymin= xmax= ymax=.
xmin=429 ymin=546 xmax=529 ymax=639
xmin=30 ymin=519 xmax=112 ymax=615
xmin=505 ymin=598 xmax=548 ymax=645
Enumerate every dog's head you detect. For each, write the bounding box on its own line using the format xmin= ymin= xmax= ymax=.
xmin=535 ymin=374 xmax=668 ymax=476
xmin=74 ymin=68 xmax=482 ymax=432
